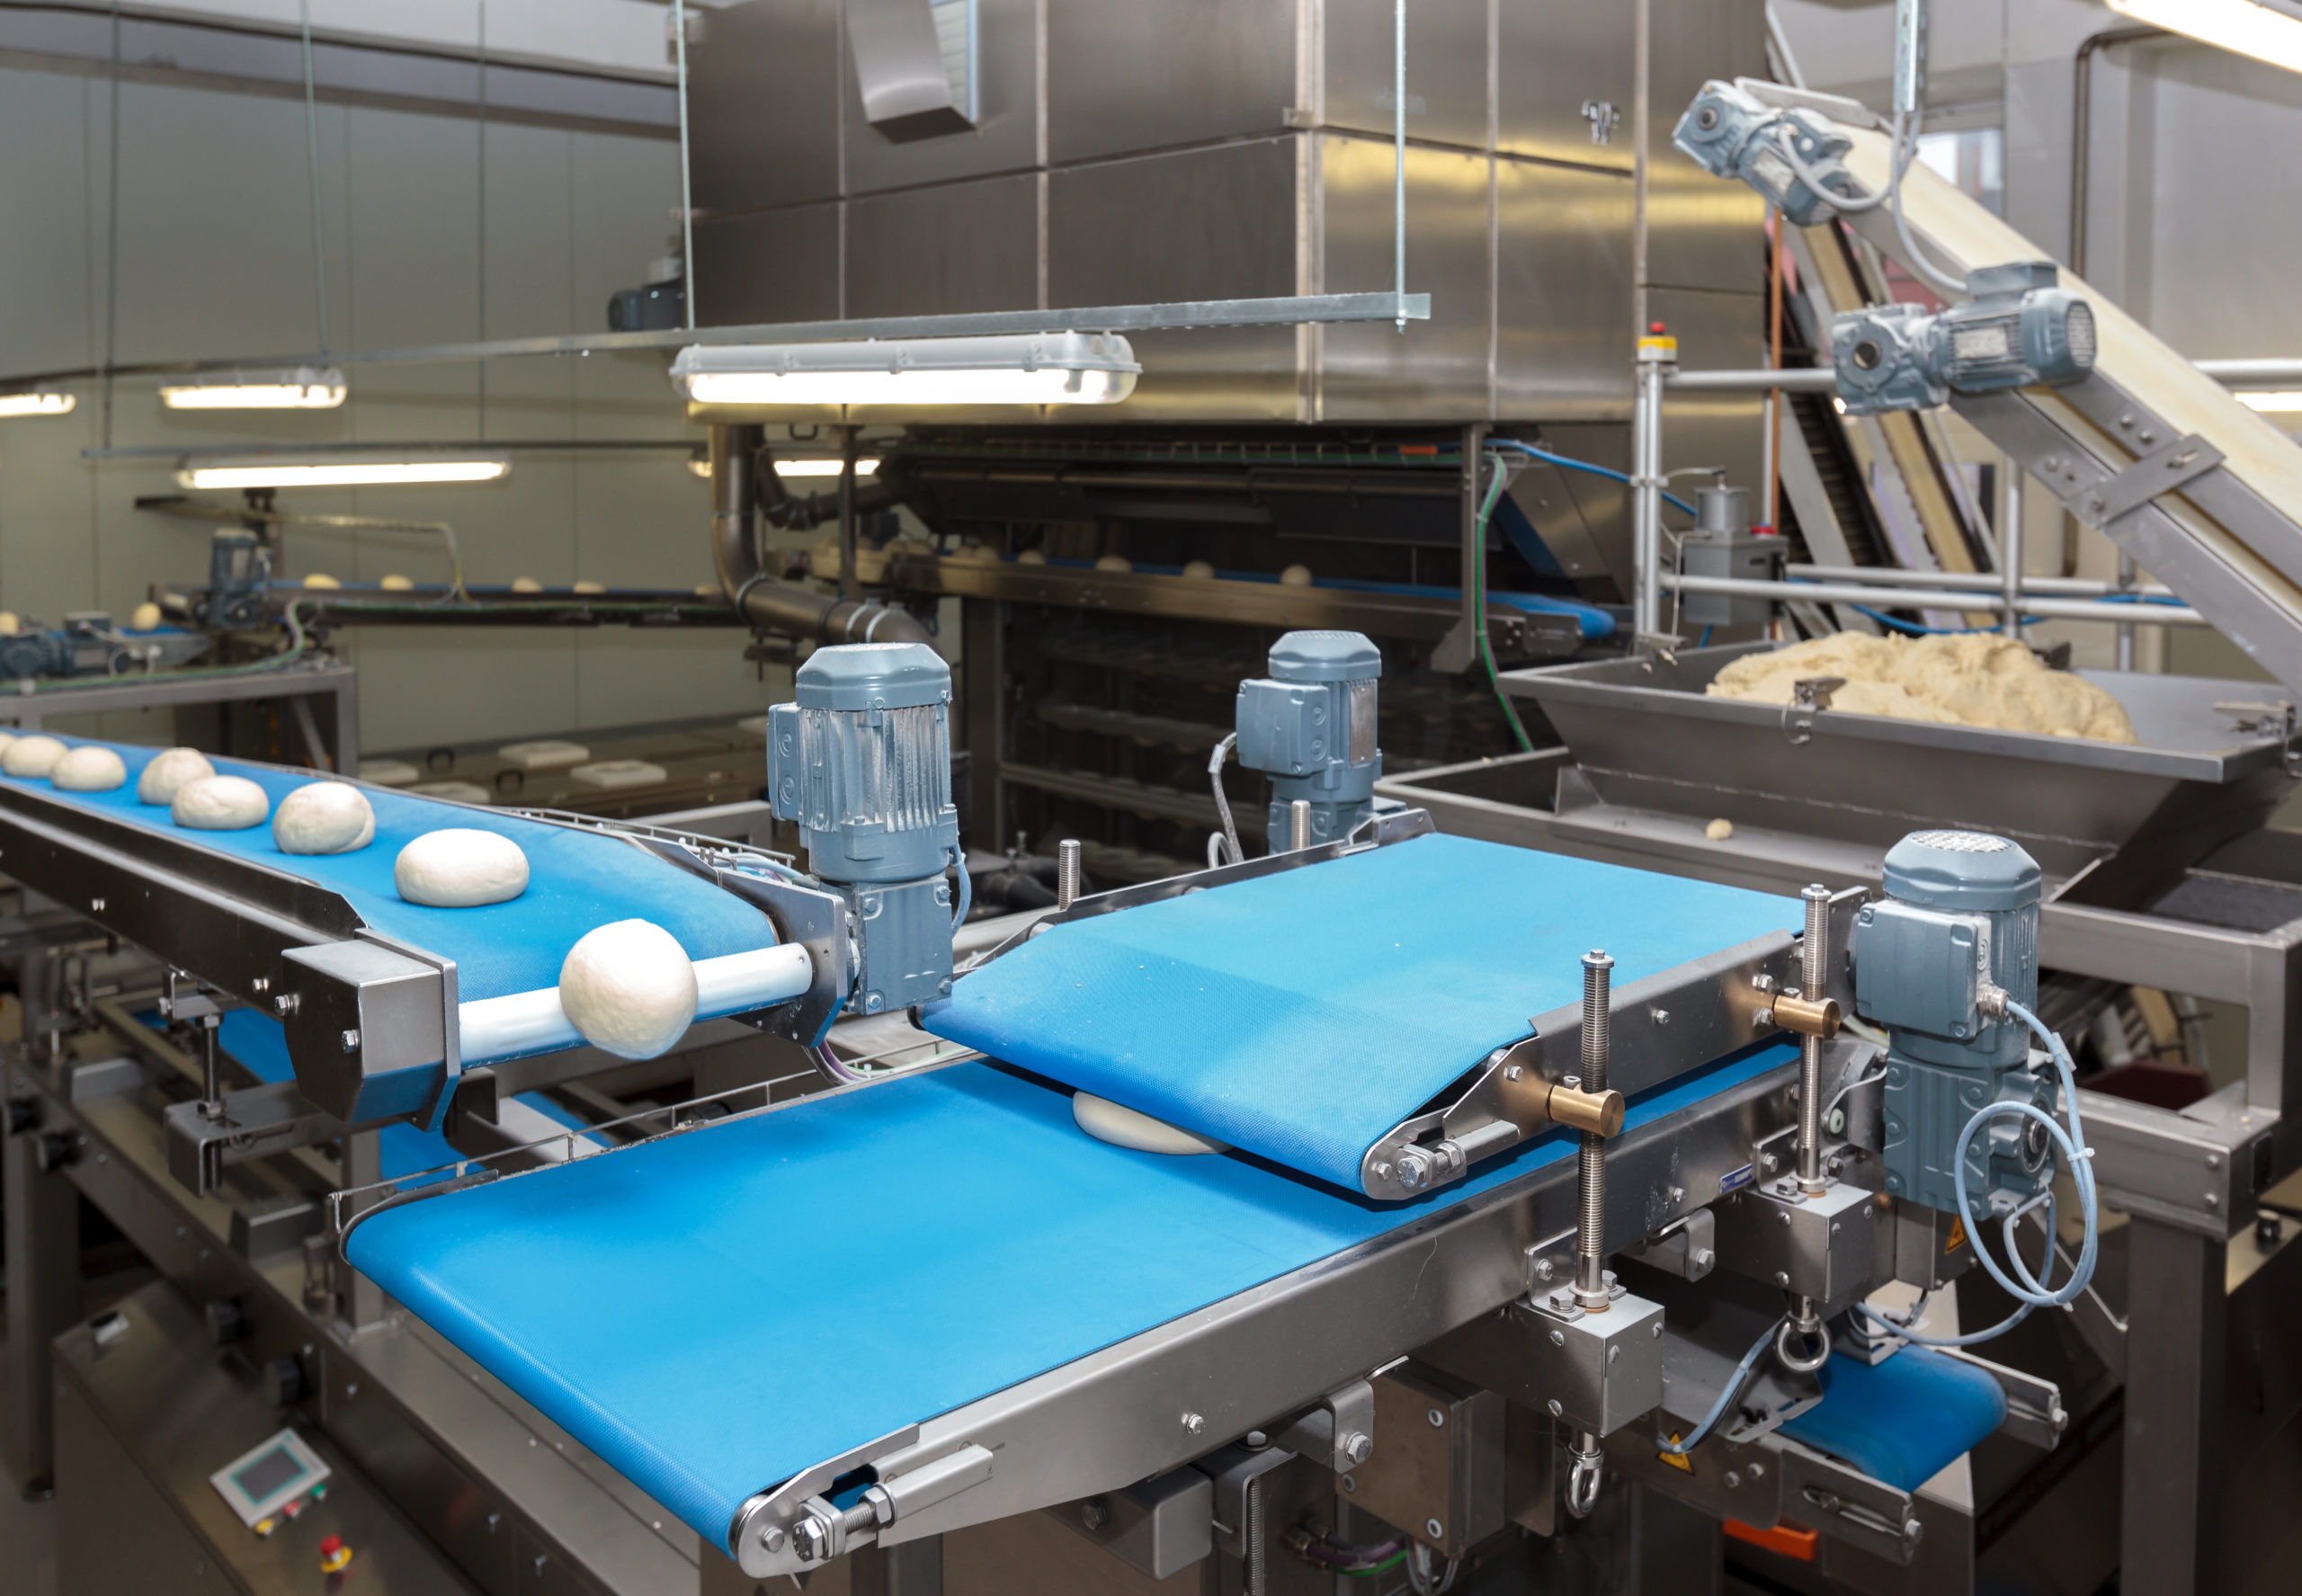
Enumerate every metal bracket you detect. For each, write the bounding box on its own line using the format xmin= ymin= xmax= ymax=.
xmin=2068 ymin=433 xmax=2224 ymax=526
xmin=1622 ymin=1208 xmax=1717 ymax=1280
xmin=1271 ymin=1379 xmax=1376 ymax=1475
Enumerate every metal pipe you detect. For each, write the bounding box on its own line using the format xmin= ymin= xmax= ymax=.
xmin=1289 ymin=799 xmax=1311 ymax=852
xmin=1797 ymin=884 xmax=1830 ymax=1194
xmin=673 ymin=0 xmax=695 ymax=329
xmin=1665 ymin=367 xmax=1840 ymax=393
xmin=2197 ymin=358 xmax=2302 ymax=385
xmin=2115 ymin=550 xmax=2138 ymax=670
xmin=1633 ymin=348 xmax=1669 ymax=639
xmin=1393 ymin=0 xmax=1406 ymax=333
xmin=1056 ymin=840 xmax=1081 ymax=911
xmin=838 ymin=424 xmax=860 ymax=602
xmin=709 ymin=424 xmax=932 ymax=647
xmin=2001 ymin=464 xmax=2023 ymax=636
xmin=1575 ymin=950 xmax=1614 ymax=1311
xmin=2072 ymin=26 xmax=2164 ymax=278
xmin=1662 ymin=571 xmax=2208 ymax=627
xmin=1784 ymin=563 xmax=2172 ymax=598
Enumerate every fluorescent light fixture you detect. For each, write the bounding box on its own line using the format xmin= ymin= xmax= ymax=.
xmin=2108 ymin=0 xmax=2302 ymax=74
xmin=0 ymin=391 xmax=75 ymax=418
xmin=775 ymin=457 xmax=882 ymax=477
xmin=159 ymin=366 xmax=348 ymax=410
xmin=175 ymin=451 xmax=510 ymax=490
xmin=2235 ymin=390 xmax=2302 ymax=413
xmin=669 ymin=333 xmax=1139 ymax=409
xmin=683 ymin=452 xmax=881 ymax=478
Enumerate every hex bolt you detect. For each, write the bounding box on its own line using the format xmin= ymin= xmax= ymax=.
xmin=1341 ymin=1431 xmax=1373 ymax=1466
xmin=1181 ymin=1412 xmax=1205 ymax=1436
xmin=1548 ymin=1399 xmax=1564 ymax=1417
xmin=758 ymin=1526 xmax=786 ymax=1554
xmin=1080 ymin=1499 xmax=1109 ymax=1531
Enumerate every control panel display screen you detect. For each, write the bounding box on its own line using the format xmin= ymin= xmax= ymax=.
xmin=233 ymin=1445 xmax=305 ymax=1502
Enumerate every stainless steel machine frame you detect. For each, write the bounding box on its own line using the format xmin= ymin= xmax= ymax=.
xmin=1378 ymin=743 xmax=2302 ymax=1596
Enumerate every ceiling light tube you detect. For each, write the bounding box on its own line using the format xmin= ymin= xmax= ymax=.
xmin=2235 ymin=391 xmax=2302 ymax=414
xmin=0 ymin=391 xmax=76 ymax=419
xmin=2107 ymin=0 xmax=2302 ymax=75
xmin=159 ymin=366 xmax=348 ymax=410
xmin=773 ymin=457 xmax=882 ymax=477
xmin=669 ymin=333 xmax=1139 ymax=409
xmin=175 ymin=452 xmax=510 ymax=490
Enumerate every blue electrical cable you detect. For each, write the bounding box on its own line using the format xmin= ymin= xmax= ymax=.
xmin=1484 ymin=438 xmax=1700 ymax=518
xmin=1850 ymin=603 xmax=2040 ymax=637
xmin=1656 ymin=1315 xmax=1786 ymax=1456
xmin=1856 ymin=995 xmax=2099 ymax=1350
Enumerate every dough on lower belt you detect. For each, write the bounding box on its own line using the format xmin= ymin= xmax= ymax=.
xmin=395 ymin=828 xmax=529 ymax=906
xmin=558 ymin=919 xmax=699 ymax=1060
xmin=1071 ymin=1092 xmax=1230 ymax=1155
xmin=173 ymin=774 xmax=271 ymax=830
xmin=1705 ymin=632 xmax=2139 ymax=744
xmin=2 ymin=736 xmax=67 ymax=778
xmin=138 ymin=747 xmax=216 ymax=805
xmin=272 ymin=781 xmax=376 ymax=854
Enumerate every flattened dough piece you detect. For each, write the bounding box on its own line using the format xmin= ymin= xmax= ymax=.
xmin=51 ymin=746 xmax=127 ymax=792
xmin=272 ymin=781 xmax=376 ymax=854
xmin=1072 ymin=1091 xmax=1231 ymax=1155
xmin=558 ymin=919 xmax=699 ymax=1060
xmin=173 ymin=774 xmax=271 ymax=830
xmin=138 ymin=747 xmax=216 ymax=805
xmin=395 ymin=828 xmax=529 ymax=906
xmin=2 ymin=736 xmax=67 ymax=778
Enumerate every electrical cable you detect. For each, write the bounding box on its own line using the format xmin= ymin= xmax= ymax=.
xmin=1656 ymin=1315 xmax=1787 ymax=1457
xmin=1208 ymin=733 xmax=1245 ymax=867
xmin=1771 ymin=109 xmax=1917 ymax=217
xmin=949 ymin=843 xmax=972 ymax=931
xmin=1486 ymin=439 xmax=1699 ymax=517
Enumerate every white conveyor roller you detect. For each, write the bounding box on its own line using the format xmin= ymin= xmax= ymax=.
xmin=456 ymin=942 xmax=815 ymax=1062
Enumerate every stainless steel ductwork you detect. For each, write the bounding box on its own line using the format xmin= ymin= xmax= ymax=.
xmin=709 ymin=424 xmax=932 ymax=646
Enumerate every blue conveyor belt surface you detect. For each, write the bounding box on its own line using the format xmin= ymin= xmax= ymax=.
xmin=350 ymin=1044 xmax=1795 ymax=1544
xmin=925 ymin=834 xmax=1797 ymax=1190
xmin=1779 ymin=1346 xmax=2008 ymax=1491
xmin=1 ymin=740 xmax=772 ymax=1001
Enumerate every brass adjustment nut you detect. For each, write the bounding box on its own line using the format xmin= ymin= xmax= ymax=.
xmin=1761 ymin=992 xmax=1840 ymax=1039
xmin=1548 ymin=1081 xmax=1626 ymax=1137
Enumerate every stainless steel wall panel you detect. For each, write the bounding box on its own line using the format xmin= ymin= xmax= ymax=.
xmin=848 ymin=174 xmax=1039 ymax=318
xmin=691 ymin=0 xmax=843 ymax=212
xmin=692 ymin=201 xmax=842 ymax=326
xmin=1316 ymin=136 xmax=1492 ymax=422
xmin=1048 ymin=138 xmax=1303 ymax=421
xmin=1528 ymin=422 xmax=1635 ymax=596
xmin=1495 ymin=160 xmax=1633 ymax=423
xmin=1495 ymin=1 xmax=1636 ymax=173
xmin=1643 ymin=0 xmax=1767 ymax=295
xmin=843 ymin=0 xmax=1043 ymax=197
xmin=1321 ymin=0 xmax=1490 ymax=152
xmin=1045 ymin=0 xmax=1296 ymax=165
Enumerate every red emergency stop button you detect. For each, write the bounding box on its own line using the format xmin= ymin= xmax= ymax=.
xmin=319 ymin=1535 xmax=352 ymax=1574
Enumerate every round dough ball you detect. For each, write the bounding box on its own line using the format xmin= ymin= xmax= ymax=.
xmin=1094 ymin=554 xmax=1133 ymax=573
xmin=129 ymin=602 xmax=163 ymax=631
xmin=1182 ymin=559 xmax=1217 ymax=580
xmin=1072 ymin=1092 xmax=1229 ymax=1155
xmin=172 ymin=774 xmax=270 ymax=830
xmin=302 ymin=573 xmax=342 ymax=590
xmin=950 ymin=542 xmax=999 ymax=564
xmin=558 ymin=919 xmax=699 ymax=1060
xmin=273 ymin=781 xmax=376 ymax=855
xmin=511 ymin=576 xmax=543 ymax=593
xmin=572 ymin=580 xmax=607 ymax=594
xmin=2 ymin=736 xmax=67 ymax=778
xmin=1280 ymin=564 xmax=1314 ymax=587
xmin=1705 ymin=817 xmax=1735 ymax=842
xmin=395 ymin=828 xmax=529 ymax=907
xmin=379 ymin=574 xmax=415 ymax=591
xmin=1017 ymin=548 xmax=1048 ymax=566
xmin=0 ymin=611 xmax=18 ymax=636
xmin=138 ymin=747 xmax=215 ymax=806
xmin=695 ymin=584 xmax=719 ymax=598
xmin=0 ymin=733 xmax=16 ymax=759
xmin=50 ymin=745 xmax=127 ymax=792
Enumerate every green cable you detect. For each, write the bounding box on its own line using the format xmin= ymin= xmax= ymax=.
xmin=1341 ymin=1550 xmax=1408 ymax=1577
xmin=1471 ymin=452 xmax=1535 ymax=753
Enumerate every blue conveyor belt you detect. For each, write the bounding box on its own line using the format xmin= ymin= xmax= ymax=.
xmin=348 ymin=1042 xmax=1795 ymax=1545
xmin=2 ymin=740 xmax=772 ymax=1002
xmin=1779 ymin=1346 xmax=2008 ymax=1491
xmin=924 ymin=834 xmax=1797 ymax=1190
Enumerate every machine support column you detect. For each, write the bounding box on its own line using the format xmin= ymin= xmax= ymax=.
xmin=2 ymin=1057 xmax=76 ymax=1496
xmin=1566 ymin=950 xmax=1615 ymax=1518
xmin=2121 ymin=1217 xmax=2226 ymax=1596
xmin=1796 ymin=883 xmax=1830 ymax=1194
xmin=851 ymin=1535 xmax=943 ymax=1596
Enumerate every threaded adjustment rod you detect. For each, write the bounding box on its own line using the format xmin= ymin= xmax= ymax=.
xmin=1575 ymin=950 xmax=1614 ymax=1310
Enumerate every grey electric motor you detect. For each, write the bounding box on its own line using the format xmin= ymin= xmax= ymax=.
xmin=1853 ymin=830 xmax=2056 ymax=1220
xmin=767 ymin=641 xmax=960 ymax=1015
xmin=1235 ymin=630 xmax=1383 ymax=851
